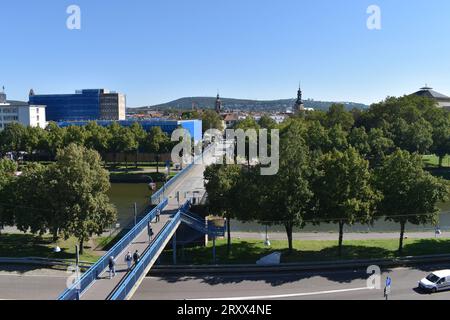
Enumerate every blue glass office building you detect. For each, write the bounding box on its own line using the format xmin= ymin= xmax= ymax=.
xmin=29 ymin=89 xmax=126 ymax=121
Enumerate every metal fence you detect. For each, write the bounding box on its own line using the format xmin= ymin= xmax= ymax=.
xmin=109 ymin=210 xmax=182 ymax=300
xmin=109 ymin=201 xmax=226 ymax=300
xmin=57 ymin=198 xmax=168 ymax=301
xmin=151 ymin=144 xmax=213 ymax=205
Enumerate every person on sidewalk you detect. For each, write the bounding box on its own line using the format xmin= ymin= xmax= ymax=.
xmin=108 ymin=256 xmax=116 ymax=279
xmin=133 ymin=250 xmax=140 ymax=265
xmin=124 ymin=251 xmax=133 ymax=271
xmin=147 ymin=221 xmax=154 ymax=242
xmin=156 ymin=209 xmax=161 ymax=223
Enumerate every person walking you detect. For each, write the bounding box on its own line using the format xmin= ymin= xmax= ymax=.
xmin=124 ymin=251 xmax=133 ymax=271
xmin=147 ymin=221 xmax=154 ymax=242
xmin=156 ymin=209 xmax=161 ymax=223
xmin=108 ymin=256 xmax=116 ymax=279
xmin=133 ymin=250 xmax=140 ymax=266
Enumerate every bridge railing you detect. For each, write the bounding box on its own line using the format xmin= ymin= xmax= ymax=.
xmin=57 ymin=198 xmax=169 ymax=301
xmin=109 ymin=210 xmax=182 ymax=300
xmin=181 ymin=212 xmax=226 ymax=237
xmin=151 ymin=144 xmax=214 ymax=205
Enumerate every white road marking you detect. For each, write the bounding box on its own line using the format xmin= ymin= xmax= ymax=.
xmin=192 ymin=287 xmax=372 ymax=300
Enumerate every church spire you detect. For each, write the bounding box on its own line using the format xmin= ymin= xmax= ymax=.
xmin=215 ymin=91 xmax=222 ymax=114
xmin=294 ymin=83 xmax=305 ymax=114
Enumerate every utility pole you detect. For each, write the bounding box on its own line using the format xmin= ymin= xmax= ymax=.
xmin=75 ymin=245 xmax=80 ymax=300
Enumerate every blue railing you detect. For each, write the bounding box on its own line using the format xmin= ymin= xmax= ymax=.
xmin=181 ymin=212 xmax=226 ymax=237
xmin=109 ymin=210 xmax=182 ymax=300
xmin=151 ymin=144 xmax=214 ymax=205
xmin=57 ymin=198 xmax=169 ymax=300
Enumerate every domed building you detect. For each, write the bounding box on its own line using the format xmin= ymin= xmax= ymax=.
xmin=412 ymin=86 xmax=450 ymax=110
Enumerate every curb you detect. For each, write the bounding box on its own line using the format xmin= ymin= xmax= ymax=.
xmin=150 ymin=254 xmax=450 ymax=275
xmin=0 ymin=257 xmax=93 ymax=269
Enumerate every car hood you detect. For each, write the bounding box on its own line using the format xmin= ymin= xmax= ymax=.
xmin=420 ymin=279 xmax=436 ymax=287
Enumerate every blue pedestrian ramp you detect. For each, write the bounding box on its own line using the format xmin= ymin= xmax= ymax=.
xmin=57 ymin=199 xmax=168 ymax=301
xmin=109 ymin=203 xmax=226 ymax=300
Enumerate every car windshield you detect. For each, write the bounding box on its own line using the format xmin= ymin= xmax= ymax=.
xmin=426 ymin=274 xmax=440 ymax=283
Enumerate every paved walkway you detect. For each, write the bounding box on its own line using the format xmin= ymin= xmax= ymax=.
xmin=79 ymin=147 xmax=218 ymax=300
xmin=80 ymin=214 xmax=171 ymax=300
xmin=232 ymin=231 xmax=449 ymax=241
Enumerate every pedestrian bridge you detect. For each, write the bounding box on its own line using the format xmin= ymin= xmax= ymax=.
xmin=58 ymin=144 xmax=224 ymax=300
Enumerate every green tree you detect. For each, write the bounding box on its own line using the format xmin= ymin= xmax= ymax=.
xmin=424 ymin=108 xmax=450 ymax=167
xmin=44 ymin=122 xmax=65 ymax=159
xmin=202 ymin=110 xmax=224 ymax=133
xmin=12 ymin=163 xmax=65 ymax=240
xmin=326 ymin=104 xmax=355 ymax=131
xmin=0 ymin=159 xmax=18 ymax=231
xmin=129 ymin=122 xmax=147 ymax=168
xmin=258 ymin=115 xmax=277 ymax=130
xmin=375 ymin=150 xmax=448 ymax=254
xmin=349 ymin=127 xmax=371 ymax=158
xmin=85 ymin=122 xmax=112 ymax=156
xmin=53 ymin=144 xmax=117 ymax=254
xmin=64 ymin=126 xmax=87 ymax=146
xmin=367 ymin=128 xmax=394 ymax=167
xmin=255 ymin=121 xmax=314 ymax=253
xmin=0 ymin=123 xmax=26 ymax=159
xmin=144 ymin=127 xmax=170 ymax=173
xmin=313 ymin=148 xmax=380 ymax=256
xmin=391 ymin=118 xmax=433 ymax=154
xmin=107 ymin=122 xmax=123 ymax=166
xmin=204 ymin=164 xmax=242 ymax=256
xmin=327 ymin=125 xmax=348 ymax=152
xmin=23 ymin=126 xmax=47 ymax=161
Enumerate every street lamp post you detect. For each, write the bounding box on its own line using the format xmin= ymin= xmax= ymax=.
xmin=264 ymin=225 xmax=271 ymax=247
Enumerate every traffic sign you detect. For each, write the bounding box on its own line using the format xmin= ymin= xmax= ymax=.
xmin=386 ymin=277 xmax=392 ymax=287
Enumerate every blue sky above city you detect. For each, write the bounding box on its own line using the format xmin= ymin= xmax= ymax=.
xmin=2 ymin=0 xmax=450 ymax=107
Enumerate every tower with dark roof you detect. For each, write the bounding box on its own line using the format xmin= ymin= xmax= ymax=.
xmin=215 ymin=92 xmax=222 ymax=114
xmin=294 ymin=84 xmax=305 ymax=114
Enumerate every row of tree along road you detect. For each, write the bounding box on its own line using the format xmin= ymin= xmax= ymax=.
xmin=205 ymin=96 xmax=450 ymax=256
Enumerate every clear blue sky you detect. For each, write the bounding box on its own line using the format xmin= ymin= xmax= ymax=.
xmin=2 ymin=0 xmax=450 ymax=107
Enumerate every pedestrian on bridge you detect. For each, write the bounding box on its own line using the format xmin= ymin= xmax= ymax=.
xmin=148 ymin=221 xmax=154 ymax=242
xmin=125 ymin=251 xmax=133 ymax=271
xmin=108 ymin=256 xmax=116 ymax=279
xmin=156 ymin=209 xmax=161 ymax=223
xmin=133 ymin=250 xmax=141 ymax=265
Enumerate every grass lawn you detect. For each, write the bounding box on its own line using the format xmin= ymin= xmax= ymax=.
xmin=0 ymin=233 xmax=104 ymax=264
xmin=423 ymin=155 xmax=450 ymax=168
xmin=162 ymin=238 xmax=450 ymax=265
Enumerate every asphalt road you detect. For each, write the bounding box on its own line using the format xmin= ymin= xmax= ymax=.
xmin=0 ymin=265 xmax=68 ymax=300
xmin=2 ymin=262 xmax=450 ymax=300
xmin=132 ymin=263 xmax=450 ymax=300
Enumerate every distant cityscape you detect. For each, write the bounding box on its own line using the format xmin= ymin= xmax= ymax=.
xmin=1 ymin=84 xmax=450 ymax=135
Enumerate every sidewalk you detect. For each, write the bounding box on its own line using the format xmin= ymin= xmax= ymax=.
xmin=232 ymin=231 xmax=448 ymax=241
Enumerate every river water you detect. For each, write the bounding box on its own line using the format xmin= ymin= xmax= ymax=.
xmin=108 ymin=183 xmax=450 ymax=234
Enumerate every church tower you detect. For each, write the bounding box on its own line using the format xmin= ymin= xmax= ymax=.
xmin=215 ymin=92 xmax=222 ymax=114
xmin=294 ymin=84 xmax=305 ymax=114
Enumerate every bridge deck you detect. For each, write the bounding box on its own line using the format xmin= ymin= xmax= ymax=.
xmin=79 ymin=148 xmax=216 ymax=300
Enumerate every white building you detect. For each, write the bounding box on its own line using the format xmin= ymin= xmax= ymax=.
xmin=0 ymin=90 xmax=46 ymax=131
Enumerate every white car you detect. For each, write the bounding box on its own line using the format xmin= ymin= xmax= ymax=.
xmin=418 ymin=270 xmax=450 ymax=293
